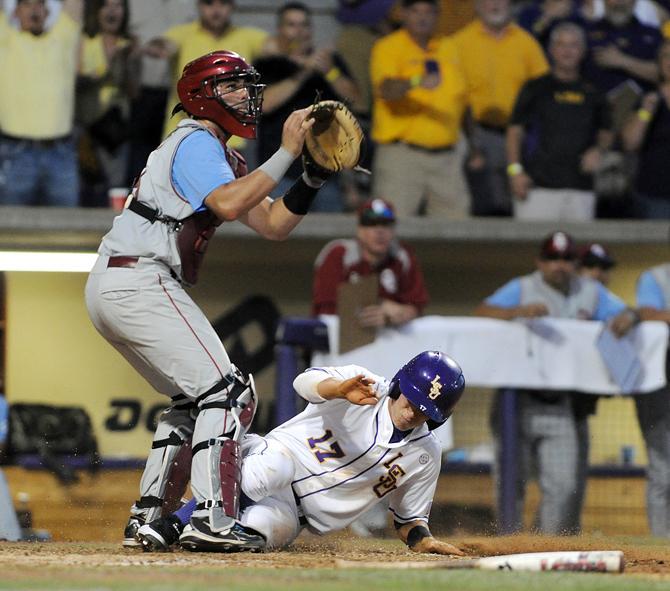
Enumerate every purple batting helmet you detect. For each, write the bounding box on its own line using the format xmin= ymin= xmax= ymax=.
xmin=389 ymin=351 xmax=465 ymax=424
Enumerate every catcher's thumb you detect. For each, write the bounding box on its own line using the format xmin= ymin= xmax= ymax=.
xmin=300 ymin=118 xmax=315 ymax=132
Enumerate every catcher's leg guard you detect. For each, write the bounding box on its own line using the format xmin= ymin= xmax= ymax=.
xmin=190 ymin=366 xmax=258 ymax=533
xmin=132 ymin=398 xmax=195 ymax=523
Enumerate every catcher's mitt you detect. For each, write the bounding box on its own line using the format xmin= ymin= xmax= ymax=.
xmin=304 ymin=100 xmax=364 ymax=173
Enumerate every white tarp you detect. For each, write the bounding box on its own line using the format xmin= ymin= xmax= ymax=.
xmin=312 ymin=316 xmax=669 ymax=396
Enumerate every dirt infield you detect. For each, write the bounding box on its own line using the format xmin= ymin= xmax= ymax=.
xmin=0 ymin=533 xmax=668 ymax=576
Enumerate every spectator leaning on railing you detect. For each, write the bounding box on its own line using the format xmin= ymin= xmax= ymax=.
xmin=633 ymin=260 xmax=670 ymax=538
xmin=474 ymin=231 xmax=638 ymax=535
xmin=578 ymin=242 xmax=617 ymax=286
xmin=0 ymin=0 xmax=83 ymax=206
xmin=574 ymin=240 xmax=621 ymax=523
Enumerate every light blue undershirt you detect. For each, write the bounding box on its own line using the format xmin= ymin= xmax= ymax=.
xmin=171 ymin=130 xmax=235 ymax=212
xmin=636 ymin=271 xmax=666 ymax=309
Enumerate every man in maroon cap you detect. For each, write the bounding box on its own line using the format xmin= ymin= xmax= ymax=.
xmin=474 ymin=230 xmax=637 ymax=535
xmin=312 ymin=197 xmax=429 ymax=328
xmin=578 ymin=242 xmax=616 ymax=287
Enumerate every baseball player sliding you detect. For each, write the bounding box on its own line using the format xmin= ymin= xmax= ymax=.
xmin=85 ymin=50 xmax=334 ymax=552
xmin=136 ymin=351 xmax=467 ymax=555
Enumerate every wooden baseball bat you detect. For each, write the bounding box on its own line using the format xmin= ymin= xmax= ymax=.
xmin=336 ymin=550 xmax=624 ymax=573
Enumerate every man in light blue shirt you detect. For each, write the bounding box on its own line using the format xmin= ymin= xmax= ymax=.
xmin=635 ymin=263 xmax=670 ymax=537
xmin=475 ymin=231 xmax=637 ymax=535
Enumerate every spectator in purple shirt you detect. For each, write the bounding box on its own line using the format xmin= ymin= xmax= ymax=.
xmin=584 ymin=0 xmax=662 ymax=94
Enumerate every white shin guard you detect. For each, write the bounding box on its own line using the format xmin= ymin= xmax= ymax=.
xmin=190 ymin=367 xmax=258 ymax=531
xmin=135 ymin=403 xmax=195 ymax=522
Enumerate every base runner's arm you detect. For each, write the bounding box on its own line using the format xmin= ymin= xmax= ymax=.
xmin=396 ymin=520 xmax=464 ymax=556
xmin=316 ymin=376 xmax=378 ymax=405
xmin=292 ymin=370 xmax=378 ymax=406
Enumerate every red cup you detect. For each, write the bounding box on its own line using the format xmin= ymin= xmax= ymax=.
xmin=108 ymin=187 xmax=129 ymax=211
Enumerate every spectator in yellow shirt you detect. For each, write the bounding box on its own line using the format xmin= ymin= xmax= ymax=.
xmin=0 ymin=0 xmax=83 ymax=206
xmin=370 ymin=0 xmax=470 ymax=218
xmin=143 ymin=0 xmax=268 ymax=143
xmin=452 ymin=0 xmax=549 ymax=216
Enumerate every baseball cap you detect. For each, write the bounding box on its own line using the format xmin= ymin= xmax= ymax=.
xmin=358 ymin=198 xmax=396 ymax=226
xmin=579 ymin=242 xmax=616 ymax=270
xmin=539 ymin=231 xmax=577 ymax=260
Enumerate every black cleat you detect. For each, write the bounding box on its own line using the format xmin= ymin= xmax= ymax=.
xmin=179 ymin=517 xmax=266 ymax=553
xmin=122 ymin=515 xmax=145 ymax=548
xmin=137 ymin=515 xmax=184 ymax=552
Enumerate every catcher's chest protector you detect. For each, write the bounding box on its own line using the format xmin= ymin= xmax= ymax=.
xmin=176 ymin=211 xmax=221 ymax=286
xmin=176 ymin=146 xmax=247 ymax=285
xmin=121 ymin=122 xmax=249 ymax=286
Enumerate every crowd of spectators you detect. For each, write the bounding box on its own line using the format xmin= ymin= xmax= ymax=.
xmin=1 ymin=0 xmax=670 ymax=218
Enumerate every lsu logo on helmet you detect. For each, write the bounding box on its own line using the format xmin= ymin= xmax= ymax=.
xmin=428 ymin=375 xmax=443 ymax=400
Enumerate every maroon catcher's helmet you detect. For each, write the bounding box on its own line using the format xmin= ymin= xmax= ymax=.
xmin=176 ymin=50 xmax=264 ymax=139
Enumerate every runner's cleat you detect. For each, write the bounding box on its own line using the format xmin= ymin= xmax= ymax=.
xmin=179 ymin=518 xmax=266 ymax=553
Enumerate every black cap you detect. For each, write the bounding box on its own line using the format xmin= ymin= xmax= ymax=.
xmin=539 ymin=231 xmax=577 ymax=260
xmin=579 ymin=242 xmax=616 ymax=270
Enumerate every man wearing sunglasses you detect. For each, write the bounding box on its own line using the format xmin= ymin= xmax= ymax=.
xmin=474 ymin=231 xmax=638 ymax=535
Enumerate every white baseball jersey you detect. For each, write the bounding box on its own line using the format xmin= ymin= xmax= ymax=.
xmin=266 ymin=365 xmax=442 ymax=534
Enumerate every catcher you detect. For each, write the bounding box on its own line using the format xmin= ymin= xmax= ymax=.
xmin=85 ymin=50 xmax=364 ymax=552
xmin=137 ymin=351 xmax=467 ymax=555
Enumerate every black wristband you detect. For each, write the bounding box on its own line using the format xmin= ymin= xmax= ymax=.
xmin=406 ymin=525 xmax=431 ymax=548
xmin=282 ymin=176 xmax=319 ymax=215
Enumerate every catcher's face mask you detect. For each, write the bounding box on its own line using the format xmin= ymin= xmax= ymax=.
xmin=177 ymin=50 xmax=265 ymax=139
xmin=208 ymin=72 xmax=264 ymax=128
